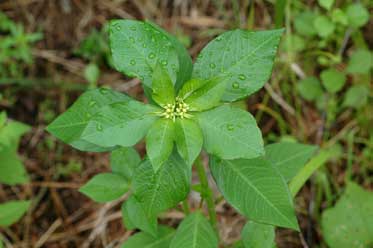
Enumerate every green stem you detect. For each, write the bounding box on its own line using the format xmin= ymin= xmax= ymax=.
xmin=182 ymin=199 xmax=190 ymax=215
xmin=195 ymin=156 xmax=218 ymax=233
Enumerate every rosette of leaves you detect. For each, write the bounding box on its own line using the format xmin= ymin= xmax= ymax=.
xmin=47 ymin=20 xmax=316 ymax=247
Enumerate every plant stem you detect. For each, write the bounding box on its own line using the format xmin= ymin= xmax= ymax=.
xmin=182 ymin=199 xmax=190 ymax=215
xmin=195 ymin=156 xmax=218 ymax=233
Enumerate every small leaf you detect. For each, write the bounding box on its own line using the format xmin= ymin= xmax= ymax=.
xmin=121 ymin=195 xmax=158 ymax=236
xmin=152 ymin=62 xmax=175 ymax=106
xmin=177 ymin=79 xmax=206 ymax=100
xmin=184 ymin=76 xmax=228 ymax=111
xmin=318 ymin=0 xmax=334 ymax=10
xmin=321 ymin=182 xmax=373 ymax=248
xmin=121 ymin=225 xmax=175 ymax=248
xmin=0 ymin=147 xmax=28 ymax=185
xmin=79 ymin=173 xmax=129 ymax=203
xmin=347 ymin=49 xmax=372 ymax=75
xmin=0 ymin=118 xmax=30 ymax=150
xmin=170 ymin=212 xmax=218 ymax=248
xmin=320 ymin=68 xmax=346 ymax=93
xmin=110 ymin=147 xmax=141 ymax=180
xmin=241 ymin=221 xmax=275 ymax=248
xmin=146 ymin=118 xmax=175 ymax=171
xmin=343 ymin=85 xmax=369 ymax=109
xmin=81 ymin=99 xmax=159 ymax=148
xmin=313 ymin=16 xmax=335 ymax=38
xmin=294 ymin=11 xmax=317 ymax=37
xmin=297 ymin=77 xmax=323 ymax=101
xmin=132 ymin=152 xmax=191 ymax=219
xmin=174 ymin=118 xmax=203 ymax=166
xmin=210 ymin=156 xmax=298 ymax=230
xmin=265 ymin=142 xmax=318 ymax=182
xmin=46 ymin=88 xmax=130 ymax=152
xmin=193 ymin=29 xmax=283 ymax=101
xmin=197 ymin=105 xmax=264 ymax=160
xmin=331 ymin=9 xmax=348 ymax=26
xmin=346 ymin=3 xmax=369 ymax=28
xmin=0 ymin=200 xmax=30 ymax=227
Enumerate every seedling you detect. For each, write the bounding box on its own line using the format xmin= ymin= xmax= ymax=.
xmin=47 ymin=20 xmax=318 ymax=247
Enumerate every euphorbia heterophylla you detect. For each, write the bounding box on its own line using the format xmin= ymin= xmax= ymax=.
xmin=47 ymin=19 xmax=317 ymax=247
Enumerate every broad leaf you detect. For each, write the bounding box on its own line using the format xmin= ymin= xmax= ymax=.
xmin=313 ymin=16 xmax=335 ymax=38
xmin=0 ymin=200 xmax=30 ymax=227
xmin=210 ymin=157 xmax=298 ymax=230
xmin=294 ymin=11 xmax=317 ymax=37
xmin=146 ymin=21 xmax=193 ymax=91
xmin=320 ymin=68 xmax=346 ymax=93
xmin=343 ymin=85 xmax=369 ymax=109
xmin=133 ymin=152 xmax=191 ymax=220
xmin=322 ymin=182 xmax=373 ymax=248
xmin=109 ymin=20 xmax=182 ymax=90
xmin=0 ymin=147 xmax=28 ymax=185
xmin=81 ymin=99 xmax=159 ymax=148
xmin=193 ymin=29 xmax=283 ymax=101
xmin=122 ymin=225 xmax=175 ymax=248
xmin=184 ymin=76 xmax=228 ymax=111
xmin=122 ymin=195 xmax=158 ymax=236
xmin=146 ymin=118 xmax=175 ymax=171
xmin=110 ymin=147 xmax=141 ymax=180
xmin=152 ymin=62 xmax=175 ymax=106
xmin=297 ymin=77 xmax=323 ymax=101
xmin=347 ymin=49 xmax=372 ymax=75
xmin=346 ymin=3 xmax=369 ymax=28
xmin=174 ymin=118 xmax=203 ymax=166
xmin=46 ymin=88 xmax=130 ymax=152
xmin=170 ymin=212 xmax=218 ymax=248
xmin=265 ymin=142 xmax=317 ymax=182
xmin=79 ymin=173 xmax=129 ymax=203
xmin=242 ymin=221 xmax=275 ymax=248
xmin=197 ymin=105 xmax=264 ymax=160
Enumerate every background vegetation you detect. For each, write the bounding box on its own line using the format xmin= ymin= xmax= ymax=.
xmin=0 ymin=0 xmax=372 ymax=247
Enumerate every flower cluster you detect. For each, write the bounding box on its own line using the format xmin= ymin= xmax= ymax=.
xmin=162 ymin=97 xmax=191 ymax=120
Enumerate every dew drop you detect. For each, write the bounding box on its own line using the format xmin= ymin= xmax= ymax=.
xmin=130 ymin=26 xmax=136 ymax=31
xmin=232 ymin=82 xmax=239 ymax=89
xmin=161 ymin=60 xmax=168 ymax=66
xmin=238 ymin=74 xmax=246 ymax=80
xmin=226 ymin=124 xmax=234 ymax=131
xmin=130 ymin=59 xmax=136 ymax=65
xmin=197 ymin=54 xmax=203 ymax=59
xmin=99 ymin=88 xmax=109 ymax=94
xmin=216 ymin=36 xmax=222 ymax=41
xmin=96 ymin=123 xmax=103 ymax=132
xmin=148 ymin=53 xmax=155 ymax=59
xmin=129 ymin=37 xmax=135 ymax=43
xmin=89 ymin=100 xmax=97 ymax=107
xmin=209 ymin=63 xmax=216 ymax=69
xmin=115 ymin=25 xmax=121 ymax=31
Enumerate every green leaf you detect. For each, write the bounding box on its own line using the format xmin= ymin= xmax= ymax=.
xmin=184 ymin=76 xmax=228 ymax=111
xmin=346 ymin=3 xmax=369 ymax=28
xmin=241 ymin=221 xmax=275 ymax=248
xmin=84 ymin=63 xmax=100 ymax=85
xmin=46 ymin=88 xmax=130 ymax=152
xmin=109 ymin=20 xmax=186 ymax=91
xmin=265 ymin=142 xmax=318 ymax=182
xmin=193 ymin=29 xmax=283 ymax=101
xmin=177 ymin=78 xmax=206 ymax=100
xmin=294 ymin=11 xmax=317 ymax=37
xmin=0 ymin=200 xmax=30 ymax=227
xmin=320 ymin=68 xmax=346 ymax=93
xmin=110 ymin=147 xmax=141 ymax=180
xmin=122 ymin=226 xmax=175 ymax=248
xmin=347 ymin=49 xmax=372 ymax=75
xmin=79 ymin=173 xmax=129 ymax=203
xmin=318 ymin=0 xmax=334 ymax=10
xmin=174 ymin=118 xmax=203 ymax=166
xmin=0 ymin=118 xmax=30 ymax=150
xmin=121 ymin=195 xmax=158 ymax=236
xmin=81 ymin=99 xmax=159 ymax=148
xmin=343 ymin=85 xmax=369 ymax=109
xmin=170 ymin=212 xmax=218 ymax=248
xmin=146 ymin=21 xmax=193 ymax=91
xmin=209 ymin=157 xmax=298 ymax=230
xmin=197 ymin=105 xmax=264 ymax=160
xmin=331 ymin=9 xmax=348 ymax=26
xmin=297 ymin=77 xmax=323 ymax=101
xmin=132 ymin=152 xmax=191 ymax=219
xmin=152 ymin=62 xmax=175 ymax=106
xmin=0 ymin=147 xmax=29 ymax=185
xmin=313 ymin=16 xmax=335 ymax=38
xmin=146 ymin=118 xmax=175 ymax=171
xmin=321 ymin=182 xmax=373 ymax=248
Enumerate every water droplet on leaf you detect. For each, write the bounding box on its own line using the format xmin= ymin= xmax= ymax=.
xmin=99 ymin=88 xmax=109 ymax=94
xmin=148 ymin=53 xmax=155 ymax=59
xmin=96 ymin=124 xmax=103 ymax=132
xmin=232 ymin=82 xmax=239 ymax=89
xmin=209 ymin=63 xmax=216 ymax=69
xmin=130 ymin=60 xmax=136 ymax=65
xmin=161 ymin=60 xmax=168 ymax=66
xmin=216 ymin=37 xmax=222 ymax=41
xmin=238 ymin=74 xmax=246 ymax=80
xmin=226 ymin=124 xmax=234 ymax=131
xmin=89 ymin=100 xmax=97 ymax=106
